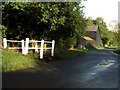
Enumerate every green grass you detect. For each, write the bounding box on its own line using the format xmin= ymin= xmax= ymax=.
xmin=114 ymin=49 xmax=120 ymax=54
xmin=1 ymin=46 xmax=87 ymax=72
xmin=95 ymin=46 xmax=105 ymax=50
xmin=2 ymin=49 xmax=38 ymax=72
xmin=54 ymin=47 xmax=87 ymax=60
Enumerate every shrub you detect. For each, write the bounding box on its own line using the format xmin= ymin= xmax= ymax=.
xmin=114 ymin=49 xmax=120 ymax=54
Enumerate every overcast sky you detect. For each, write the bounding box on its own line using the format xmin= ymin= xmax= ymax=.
xmin=82 ymin=0 xmax=119 ymax=27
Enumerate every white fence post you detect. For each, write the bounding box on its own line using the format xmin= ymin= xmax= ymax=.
xmin=3 ymin=38 xmax=7 ymax=49
xmin=25 ymin=38 xmax=29 ymax=54
xmin=40 ymin=40 xmax=44 ymax=59
xmin=35 ymin=42 xmax=38 ymax=52
xmin=51 ymin=40 xmax=55 ymax=56
xmin=3 ymin=38 xmax=55 ymax=59
xmin=21 ymin=40 xmax=25 ymax=54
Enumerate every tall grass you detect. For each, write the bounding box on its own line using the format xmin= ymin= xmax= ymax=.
xmin=2 ymin=49 xmax=38 ymax=72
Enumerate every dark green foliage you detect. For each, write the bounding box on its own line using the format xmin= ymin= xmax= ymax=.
xmin=115 ymin=31 xmax=120 ymax=48
xmin=101 ymin=37 xmax=109 ymax=46
xmin=107 ymin=23 xmax=120 ymax=47
xmin=94 ymin=17 xmax=109 ymax=39
xmin=2 ymin=2 xmax=86 ymax=48
xmin=114 ymin=49 xmax=120 ymax=54
xmin=86 ymin=17 xmax=94 ymax=26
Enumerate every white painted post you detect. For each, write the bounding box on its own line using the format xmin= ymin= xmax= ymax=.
xmin=35 ymin=42 xmax=38 ymax=52
xmin=25 ymin=38 xmax=29 ymax=54
xmin=51 ymin=40 xmax=55 ymax=56
xmin=21 ymin=40 xmax=25 ymax=54
xmin=40 ymin=40 xmax=44 ymax=59
xmin=3 ymin=38 xmax=7 ymax=49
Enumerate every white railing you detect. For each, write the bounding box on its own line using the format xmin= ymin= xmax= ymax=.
xmin=3 ymin=38 xmax=55 ymax=59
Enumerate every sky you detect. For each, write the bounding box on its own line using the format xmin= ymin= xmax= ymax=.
xmin=82 ymin=0 xmax=119 ymax=29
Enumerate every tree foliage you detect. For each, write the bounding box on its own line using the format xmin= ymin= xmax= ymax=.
xmin=107 ymin=22 xmax=120 ymax=47
xmin=85 ymin=17 xmax=94 ymax=26
xmin=2 ymin=2 xmax=86 ymax=47
xmin=94 ymin=17 xmax=109 ymax=39
xmin=86 ymin=17 xmax=109 ymax=46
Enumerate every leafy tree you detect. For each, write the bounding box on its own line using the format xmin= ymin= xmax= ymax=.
xmin=94 ymin=17 xmax=109 ymax=46
xmin=85 ymin=17 xmax=109 ymax=46
xmin=107 ymin=31 xmax=116 ymax=46
xmin=86 ymin=17 xmax=94 ymax=25
xmin=95 ymin=17 xmax=109 ymax=38
xmin=107 ymin=22 xmax=120 ymax=48
xmin=2 ymin=2 xmax=86 ymax=49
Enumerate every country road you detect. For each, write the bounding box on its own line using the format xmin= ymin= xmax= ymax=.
xmin=3 ymin=49 xmax=119 ymax=88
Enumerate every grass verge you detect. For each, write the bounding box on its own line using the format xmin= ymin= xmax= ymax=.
xmin=113 ymin=49 xmax=120 ymax=54
xmin=2 ymin=46 xmax=88 ymax=72
xmin=54 ymin=47 xmax=87 ymax=60
xmin=2 ymin=49 xmax=38 ymax=72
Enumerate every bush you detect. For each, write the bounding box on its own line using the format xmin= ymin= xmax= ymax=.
xmin=114 ymin=49 xmax=120 ymax=54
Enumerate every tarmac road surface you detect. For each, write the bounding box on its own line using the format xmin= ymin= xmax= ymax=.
xmin=2 ymin=49 xmax=119 ymax=88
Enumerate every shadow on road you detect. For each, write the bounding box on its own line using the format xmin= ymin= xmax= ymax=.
xmin=2 ymin=49 xmax=119 ymax=88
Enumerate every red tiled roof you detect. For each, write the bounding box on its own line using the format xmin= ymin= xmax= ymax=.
xmin=83 ymin=36 xmax=94 ymax=41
